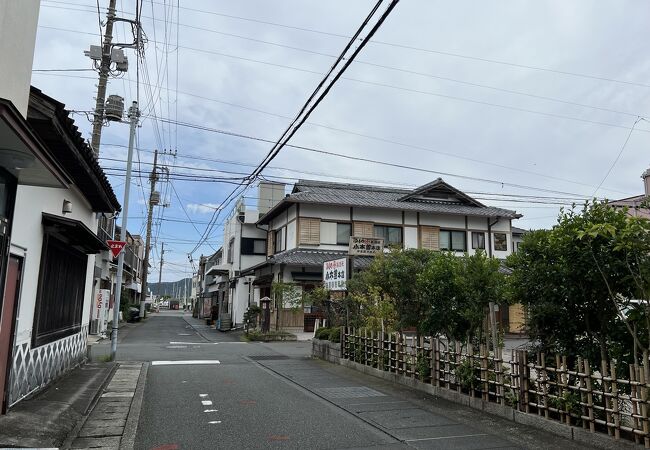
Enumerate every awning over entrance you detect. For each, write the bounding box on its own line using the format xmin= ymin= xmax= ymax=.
xmin=42 ymin=213 xmax=109 ymax=254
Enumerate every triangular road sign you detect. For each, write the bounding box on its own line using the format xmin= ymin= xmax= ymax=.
xmin=107 ymin=240 xmax=127 ymax=259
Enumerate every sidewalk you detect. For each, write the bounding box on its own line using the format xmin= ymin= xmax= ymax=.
xmin=0 ymin=362 xmax=116 ymax=448
xmin=68 ymin=362 xmax=147 ymax=450
xmin=255 ymin=343 xmax=594 ymax=450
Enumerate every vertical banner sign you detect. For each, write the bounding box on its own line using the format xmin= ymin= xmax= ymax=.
xmin=323 ymin=257 xmax=347 ymax=291
xmin=95 ymin=289 xmax=110 ymax=334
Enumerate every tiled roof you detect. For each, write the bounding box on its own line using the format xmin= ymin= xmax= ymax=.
xmin=512 ymin=226 xmax=528 ymax=235
xmin=248 ymin=249 xmax=374 ymax=271
xmin=259 ymin=179 xmax=520 ymax=224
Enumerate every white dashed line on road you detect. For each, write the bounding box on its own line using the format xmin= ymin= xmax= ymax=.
xmin=151 ymin=360 xmax=221 ymax=366
xmin=204 ymin=409 xmax=218 ymax=413
xmin=201 ymin=400 xmax=213 ymax=406
xmin=208 ymin=421 xmax=222 ymax=424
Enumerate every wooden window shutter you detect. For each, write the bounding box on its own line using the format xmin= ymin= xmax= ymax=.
xmin=299 ymin=218 xmax=320 ymax=245
xmin=267 ymin=230 xmax=275 ymax=256
xmin=353 ymin=221 xmax=374 ymax=238
xmin=420 ymin=226 xmax=439 ymax=250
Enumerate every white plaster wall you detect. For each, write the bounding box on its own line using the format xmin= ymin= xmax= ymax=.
xmin=300 ymin=204 xmax=349 ymax=221
xmin=288 ymin=204 xmax=297 ymax=221
xmin=404 ymin=227 xmax=418 ymax=249
xmin=491 ymin=219 xmax=511 ymax=232
xmin=320 ymin=221 xmax=337 ymax=245
xmin=404 ymin=211 xmax=417 ymax=226
xmin=11 ymin=185 xmax=98 ymax=345
xmin=419 ymin=213 xmax=465 ymax=228
xmin=353 ymin=208 xmax=401 ymax=224
xmin=468 ymin=216 xmax=488 ymax=230
xmin=231 ymin=280 xmax=253 ymax=325
xmin=0 ymin=0 xmax=40 ymax=117
xmin=286 ymin=220 xmax=297 ymax=250
xmin=241 ymin=223 xmax=266 ymax=239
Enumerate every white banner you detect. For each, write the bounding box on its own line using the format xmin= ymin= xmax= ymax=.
xmin=349 ymin=236 xmax=384 ymax=256
xmin=323 ymin=257 xmax=347 ymax=291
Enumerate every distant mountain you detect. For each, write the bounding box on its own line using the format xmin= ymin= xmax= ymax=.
xmin=149 ymin=278 xmax=192 ymax=298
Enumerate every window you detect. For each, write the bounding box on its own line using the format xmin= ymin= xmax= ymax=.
xmin=374 ymin=225 xmax=403 ymax=246
xmin=336 ymin=223 xmax=351 ymax=245
xmin=241 ymin=237 xmax=266 ymax=255
xmin=420 ymin=226 xmax=439 ymax=250
xmin=439 ymin=230 xmax=466 ymax=252
xmin=494 ymin=233 xmax=507 ymax=251
xmin=353 ymin=221 xmax=374 ymax=238
xmin=471 ymin=232 xmax=485 ymax=250
xmin=299 ymin=218 xmax=320 ymax=244
xmin=275 ymin=227 xmax=285 ymax=253
xmin=227 ymin=238 xmax=235 ymax=263
xmin=33 ymin=234 xmax=87 ymax=347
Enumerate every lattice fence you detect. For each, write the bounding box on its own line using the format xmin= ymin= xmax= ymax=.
xmin=342 ymin=327 xmax=650 ymax=447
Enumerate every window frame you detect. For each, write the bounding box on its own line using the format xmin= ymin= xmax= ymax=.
xmin=336 ymin=222 xmax=351 ymax=245
xmin=275 ymin=227 xmax=286 ymax=253
xmin=471 ymin=231 xmax=485 ymax=250
xmin=439 ymin=229 xmax=467 ymax=252
xmin=32 ymin=232 xmax=87 ymax=347
xmin=227 ymin=237 xmax=235 ymax=263
xmin=494 ymin=232 xmax=508 ymax=251
xmin=241 ymin=237 xmax=267 ymax=255
xmin=373 ymin=224 xmax=403 ymax=246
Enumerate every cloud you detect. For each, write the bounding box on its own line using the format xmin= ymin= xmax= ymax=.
xmin=187 ymin=203 xmax=221 ymax=214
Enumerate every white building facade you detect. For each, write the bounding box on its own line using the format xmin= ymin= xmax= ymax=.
xmin=247 ymin=179 xmax=522 ymax=331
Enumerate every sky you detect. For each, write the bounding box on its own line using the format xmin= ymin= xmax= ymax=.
xmin=31 ymin=0 xmax=650 ymax=282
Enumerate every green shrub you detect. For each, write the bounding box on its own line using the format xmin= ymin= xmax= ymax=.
xmin=455 ymin=358 xmax=480 ymax=390
xmin=328 ymin=328 xmax=341 ymax=343
xmin=315 ymin=327 xmax=331 ymax=340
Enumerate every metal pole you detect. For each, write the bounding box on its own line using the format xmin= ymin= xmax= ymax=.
xmin=139 ymin=149 xmax=158 ymax=317
xmin=110 ymin=101 xmax=139 ymax=360
xmin=158 ymin=242 xmax=165 ymax=286
xmin=91 ymin=0 xmax=117 ymax=155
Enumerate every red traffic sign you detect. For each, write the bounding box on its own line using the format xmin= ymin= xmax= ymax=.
xmin=107 ymin=240 xmax=127 ymax=259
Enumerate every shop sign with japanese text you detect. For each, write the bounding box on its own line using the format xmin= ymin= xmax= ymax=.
xmin=348 ymin=236 xmax=384 ymax=256
xmin=323 ymin=257 xmax=347 ymax=291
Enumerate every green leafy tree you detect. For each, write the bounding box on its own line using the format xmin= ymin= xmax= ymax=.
xmin=507 ymin=201 xmax=642 ymax=363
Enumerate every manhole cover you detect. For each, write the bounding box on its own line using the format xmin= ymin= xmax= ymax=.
xmin=314 ymin=387 xmax=386 ymax=399
xmin=249 ymin=355 xmax=290 ymax=361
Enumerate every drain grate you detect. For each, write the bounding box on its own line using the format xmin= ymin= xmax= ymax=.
xmin=314 ymin=386 xmax=386 ymax=399
xmin=249 ymin=355 xmax=290 ymax=361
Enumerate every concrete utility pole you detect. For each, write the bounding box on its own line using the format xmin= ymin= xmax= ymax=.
xmin=158 ymin=242 xmax=165 ymax=288
xmin=111 ymin=101 xmax=139 ymax=360
xmin=91 ymin=0 xmax=117 ymax=154
xmin=139 ymin=149 xmax=159 ymax=317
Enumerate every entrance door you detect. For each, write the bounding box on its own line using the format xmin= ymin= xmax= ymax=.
xmin=1 ymin=255 xmax=22 ymax=413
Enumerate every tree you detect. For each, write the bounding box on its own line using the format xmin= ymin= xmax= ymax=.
xmin=507 ymin=201 xmax=642 ymax=363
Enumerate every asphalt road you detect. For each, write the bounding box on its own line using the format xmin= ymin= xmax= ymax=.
xmin=102 ymin=310 xmax=593 ymax=450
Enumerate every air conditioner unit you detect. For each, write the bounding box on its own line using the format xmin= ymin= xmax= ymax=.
xmin=89 ymin=319 xmax=99 ymax=335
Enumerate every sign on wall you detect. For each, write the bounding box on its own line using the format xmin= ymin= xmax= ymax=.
xmin=94 ymin=289 xmax=110 ymax=334
xmin=323 ymin=257 xmax=347 ymax=291
xmin=348 ymin=236 xmax=384 ymax=256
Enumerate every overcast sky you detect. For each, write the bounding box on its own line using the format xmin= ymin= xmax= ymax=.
xmin=32 ymin=0 xmax=650 ymax=281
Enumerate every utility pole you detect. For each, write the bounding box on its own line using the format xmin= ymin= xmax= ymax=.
xmin=139 ymin=149 xmax=159 ymax=317
xmin=158 ymin=242 xmax=165 ymax=287
xmin=110 ymin=101 xmax=139 ymax=360
xmin=90 ymin=0 xmax=117 ymax=154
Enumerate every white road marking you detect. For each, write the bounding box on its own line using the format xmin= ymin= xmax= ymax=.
xmin=178 ymin=333 xmax=192 ymax=335
xmin=199 ymin=394 xmax=208 ymax=398
xmin=201 ymin=400 xmax=213 ymax=406
xmin=166 ymin=345 xmax=187 ymax=349
xmin=101 ymin=392 xmax=134 ymax=398
xmin=151 ymin=360 xmax=221 ymax=366
xmin=208 ymin=421 xmax=221 ymax=424
xmin=204 ymin=409 xmax=218 ymax=412
xmin=169 ymin=341 xmax=219 ymax=345
xmin=405 ymin=433 xmax=488 ymax=442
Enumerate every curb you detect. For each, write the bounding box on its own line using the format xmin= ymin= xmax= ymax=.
xmin=120 ymin=362 xmax=149 ymax=450
xmin=61 ymin=362 xmax=119 ymax=450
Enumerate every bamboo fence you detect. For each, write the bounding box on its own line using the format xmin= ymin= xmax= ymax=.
xmin=341 ymin=327 xmax=650 ymax=447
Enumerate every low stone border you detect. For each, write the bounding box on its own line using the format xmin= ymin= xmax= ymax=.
xmin=313 ymin=339 xmax=637 ymax=450
xmin=120 ymin=362 xmax=149 ymax=450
